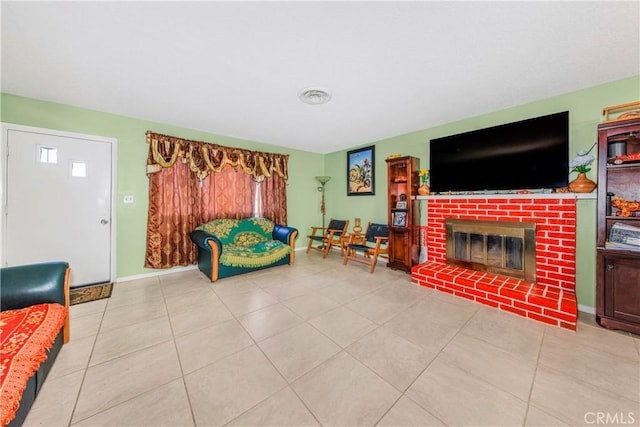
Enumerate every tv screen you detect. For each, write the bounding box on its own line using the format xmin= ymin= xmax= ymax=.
xmin=429 ymin=111 xmax=569 ymax=193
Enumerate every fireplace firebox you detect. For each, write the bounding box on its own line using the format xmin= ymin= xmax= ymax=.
xmin=445 ymin=219 xmax=536 ymax=282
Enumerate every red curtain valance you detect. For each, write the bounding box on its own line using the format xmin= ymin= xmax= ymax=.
xmin=146 ymin=131 xmax=289 ymax=181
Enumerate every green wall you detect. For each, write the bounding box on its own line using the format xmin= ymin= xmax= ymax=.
xmin=2 ymin=74 xmax=639 ymax=308
xmin=323 ymin=75 xmax=640 ymax=309
xmin=0 ymin=94 xmax=324 ymax=277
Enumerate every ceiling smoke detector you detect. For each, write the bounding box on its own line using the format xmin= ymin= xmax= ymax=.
xmin=298 ymin=87 xmax=332 ymax=105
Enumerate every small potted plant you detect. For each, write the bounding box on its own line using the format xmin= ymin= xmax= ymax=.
xmin=418 ymin=168 xmax=430 ymax=195
xmin=568 ymin=149 xmax=596 ymax=193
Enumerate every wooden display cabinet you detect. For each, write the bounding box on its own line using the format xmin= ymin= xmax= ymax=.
xmin=386 ymin=156 xmax=420 ymax=272
xmin=595 ymin=117 xmax=640 ymax=334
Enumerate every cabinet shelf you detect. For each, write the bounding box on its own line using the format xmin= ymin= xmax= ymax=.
xmin=605 ymin=216 xmax=640 ymax=221
xmin=386 ymin=156 xmax=420 ymax=273
xmin=596 ymin=117 xmax=640 ymax=334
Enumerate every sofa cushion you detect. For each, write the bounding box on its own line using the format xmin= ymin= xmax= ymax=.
xmin=197 ymin=218 xmax=274 ymax=246
xmin=220 ymin=240 xmax=292 ymax=268
xmin=1 ymin=303 xmax=67 ymax=426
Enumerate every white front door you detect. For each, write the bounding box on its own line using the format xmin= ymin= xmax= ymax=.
xmin=2 ymin=125 xmax=115 ymax=287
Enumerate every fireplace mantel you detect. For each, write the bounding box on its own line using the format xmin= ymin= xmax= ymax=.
xmin=416 ymin=193 xmax=596 ymax=201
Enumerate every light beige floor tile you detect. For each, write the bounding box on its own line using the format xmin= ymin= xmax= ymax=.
xmin=158 ymin=268 xmax=205 ymax=286
xmin=163 ymin=286 xmax=221 ymax=314
xmin=23 ymin=370 xmax=84 ymax=427
xmin=292 ymin=351 xmax=400 ymax=426
xmin=69 ymin=310 xmax=104 ymax=340
xmin=317 ymin=279 xmax=378 ymax=304
xmin=296 ymin=272 xmax=344 ymax=289
xmin=442 ymin=332 xmax=537 ymax=400
xmin=47 ymin=335 xmax=95 ymax=380
xmin=218 ymin=288 xmax=279 ymax=316
xmin=72 ymin=379 xmax=194 ymax=426
xmin=530 ymin=365 xmax=640 ymax=426
xmin=72 ymin=341 xmax=182 ymax=422
xmin=31 ymin=261 xmax=640 ymax=426
xmin=309 ymin=306 xmax=378 ymax=348
xmin=160 ymin=274 xmax=211 ymax=298
xmin=545 ymin=320 xmax=639 ymax=362
xmin=377 ymin=395 xmax=445 ymax=426
xmin=282 ymin=292 xmax=340 ymax=320
xmin=380 ymin=306 xmax=459 ymax=354
xmin=185 ymin=345 xmax=287 ymax=426
xmin=406 ymin=295 xmax=478 ymax=329
xmin=539 ymin=332 xmax=640 ymax=403
xmin=259 ymin=323 xmax=341 ymax=381
xmin=89 ymin=316 xmax=174 ymax=366
xmin=175 ymin=318 xmax=254 ymax=374
xmin=262 ymin=281 xmax=316 ymax=301
xmin=461 ymin=306 xmax=545 ymax=361
xmin=345 ymin=285 xmax=426 ymax=324
xmin=168 ymin=297 xmax=234 ymax=336
xmin=347 ymin=327 xmax=434 ymax=391
xmin=227 ymin=387 xmax=320 ymax=426
xmin=239 ymin=303 xmax=303 ymax=341
xmin=70 ymin=298 xmax=108 ymax=317
xmin=525 ymin=405 xmax=570 ymax=426
xmin=211 ymin=278 xmax=261 ymax=296
xmin=107 ymin=280 xmax=164 ymax=308
xmin=99 ymin=297 xmax=168 ymax=332
xmin=406 ymin=355 xmax=527 ymax=426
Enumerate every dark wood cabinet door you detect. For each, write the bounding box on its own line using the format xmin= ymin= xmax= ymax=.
xmin=603 ymin=254 xmax=640 ymax=324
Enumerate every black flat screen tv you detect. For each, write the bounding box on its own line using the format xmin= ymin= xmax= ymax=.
xmin=429 ymin=111 xmax=569 ymax=193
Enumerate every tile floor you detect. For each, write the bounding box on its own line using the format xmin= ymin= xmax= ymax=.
xmin=24 ymin=252 xmax=640 ymax=426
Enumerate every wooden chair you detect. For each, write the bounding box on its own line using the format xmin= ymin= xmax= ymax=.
xmin=343 ymin=222 xmax=389 ymax=273
xmin=306 ymin=218 xmax=349 ymax=258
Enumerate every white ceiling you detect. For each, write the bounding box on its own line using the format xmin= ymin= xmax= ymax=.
xmin=2 ymin=1 xmax=639 ymax=154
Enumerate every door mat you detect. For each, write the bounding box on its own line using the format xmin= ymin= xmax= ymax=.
xmin=69 ymin=282 xmax=113 ymax=306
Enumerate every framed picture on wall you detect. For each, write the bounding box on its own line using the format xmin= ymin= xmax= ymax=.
xmin=347 ymin=145 xmax=375 ymax=196
xmin=396 ymin=201 xmax=407 ymax=209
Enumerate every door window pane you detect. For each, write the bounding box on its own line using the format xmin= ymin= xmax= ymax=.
xmin=39 ymin=146 xmax=58 ymax=164
xmin=71 ymin=162 xmax=87 ymax=177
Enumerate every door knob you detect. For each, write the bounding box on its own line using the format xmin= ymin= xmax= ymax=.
xmin=100 ymin=219 xmax=109 ymax=225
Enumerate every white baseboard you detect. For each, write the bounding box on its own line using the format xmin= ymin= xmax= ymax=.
xmin=578 ymin=304 xmax=596 ymax=315
xmin=116 ymin=265 xmax=198 ymax=283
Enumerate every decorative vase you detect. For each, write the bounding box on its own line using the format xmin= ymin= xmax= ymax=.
xmin=353 ymin=217 xmax=362 ymax=234
xmin=418 ymin=182 xmax=430 ymax=195
xmin=568 ymin=172 xmax=597 ymax=193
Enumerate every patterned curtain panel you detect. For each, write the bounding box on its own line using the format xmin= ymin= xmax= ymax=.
xmin=144 ymin=132 xmax=288 ymax=269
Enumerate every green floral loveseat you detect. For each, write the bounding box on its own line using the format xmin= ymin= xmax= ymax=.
xmin=190 ymin=218 xmax=298 ymax=282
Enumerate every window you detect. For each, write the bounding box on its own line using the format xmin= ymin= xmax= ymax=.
xmin=39 ymin=146 xmax=58 ymax=164
xmin=71 ymin=161 xmax=87 ymax=177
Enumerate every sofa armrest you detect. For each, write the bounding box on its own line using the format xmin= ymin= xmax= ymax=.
xmin=0 ymin=262 xmax=69 ymax=311
xmin=273 ymin=224 xmax=299 ymax=247
xmin=190 ymin=230 xmax=223 ymax=253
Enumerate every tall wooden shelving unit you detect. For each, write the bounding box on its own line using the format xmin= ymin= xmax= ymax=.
xmin=386 ymin=156 xmax=420 ymax=272
xmin=595 ymin=117 xmax=640 ymax=334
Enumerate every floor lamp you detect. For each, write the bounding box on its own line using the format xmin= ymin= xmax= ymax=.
xmin=315 ymin=175 xmax=331 ymax=231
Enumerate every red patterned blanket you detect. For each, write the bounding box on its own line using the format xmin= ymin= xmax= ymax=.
xmin=1 ymin=303 xmax=67 ymax=426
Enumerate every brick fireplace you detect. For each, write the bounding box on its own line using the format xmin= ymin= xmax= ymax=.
xmin=411 ymin=195 xmax=578 ymax=330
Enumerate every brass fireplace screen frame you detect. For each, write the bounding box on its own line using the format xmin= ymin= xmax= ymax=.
xmin=445 ymin=219 xmax=537 ymax=282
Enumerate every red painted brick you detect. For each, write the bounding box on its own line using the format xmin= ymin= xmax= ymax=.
xmin=513 ymin=300 xmax=543 ymax=314
xmin=543 ymin=308 xmax=578 ymax=323
xmin=476 ymin=297 xmax=500 ymax=308
xmin=528 ymin=312 xmax=560 ymax=326
xmin=500 ymin=304 xmax=527 ymax=317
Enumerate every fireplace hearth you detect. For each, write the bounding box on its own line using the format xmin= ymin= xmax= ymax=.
xmin=445 ymin=219 xmax=536 ymax=282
